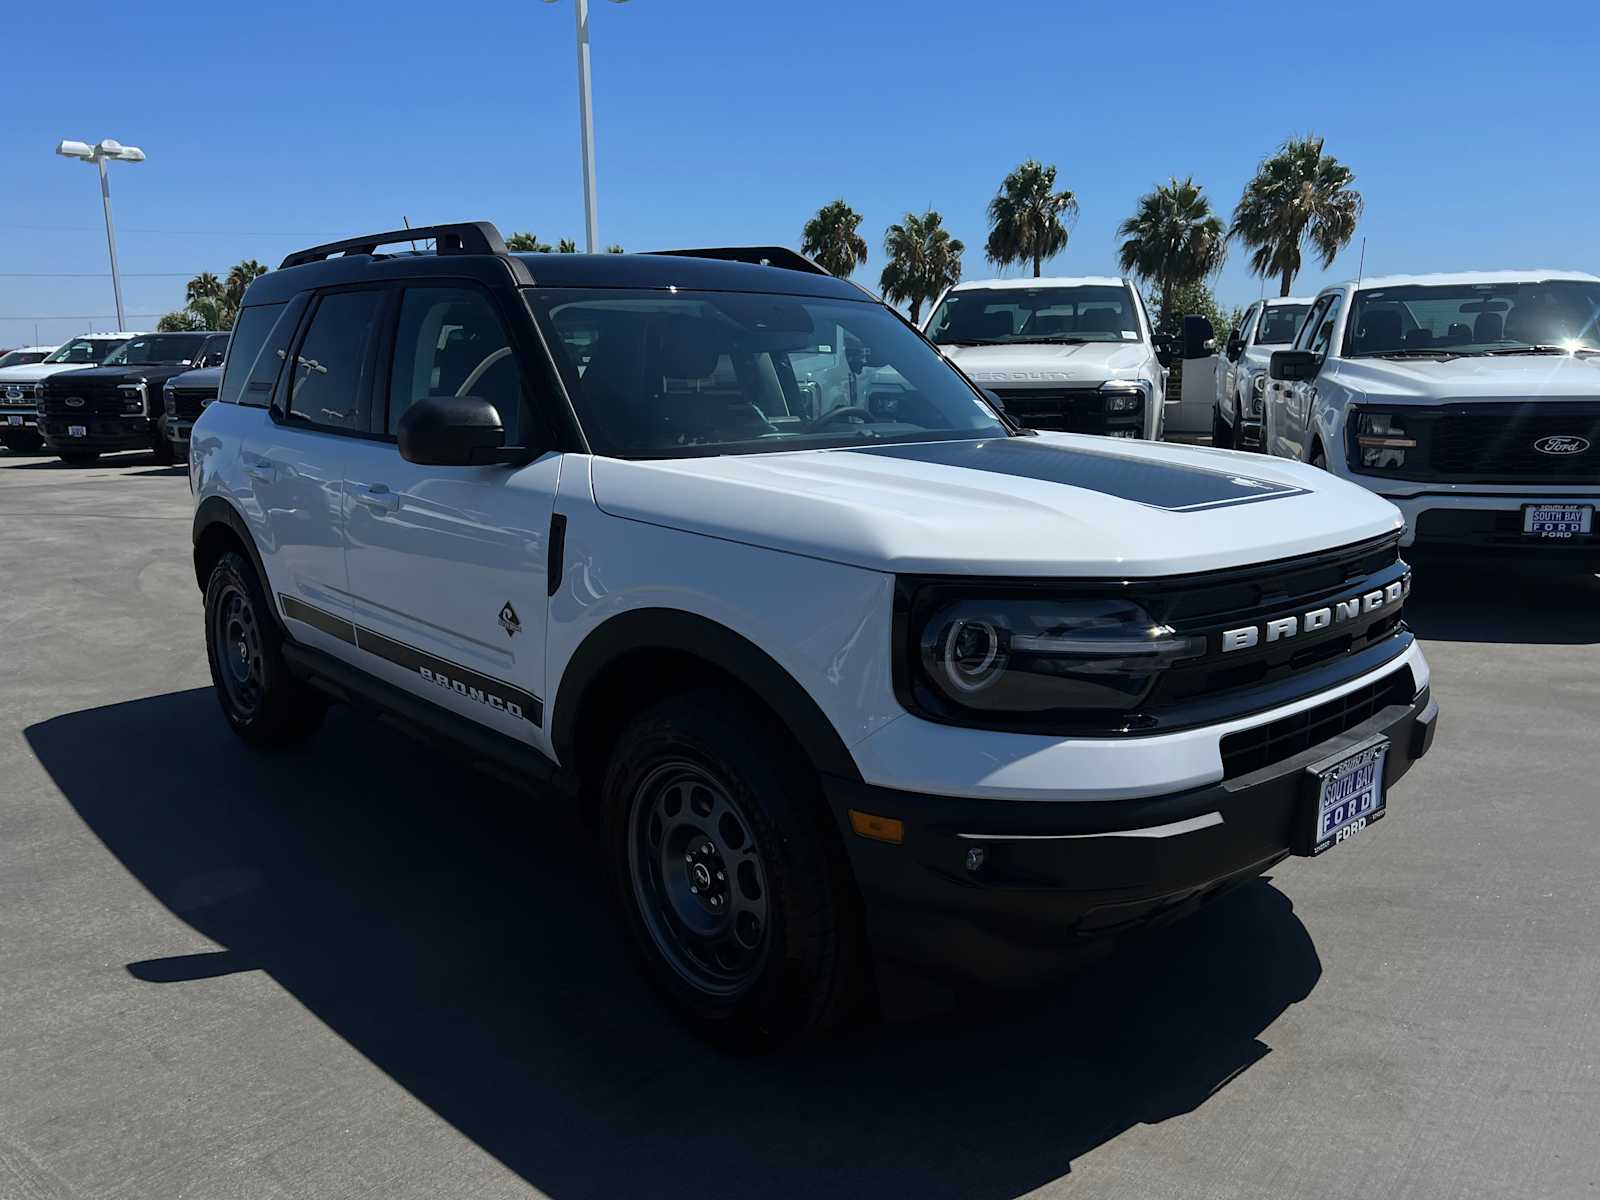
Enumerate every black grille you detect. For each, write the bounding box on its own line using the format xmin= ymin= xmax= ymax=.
xmin=1220 ymin=668 xmax=1418 ymax=779
xmin=1430 ymin=404 xmax=1600 ymax=478
xmin=989 ymin=386 xmax=1140 ymax=435
xmin=41 ymin=378 xmax=128 ymax=417
xmin=168 ymin=387 xmax=217 ymax=419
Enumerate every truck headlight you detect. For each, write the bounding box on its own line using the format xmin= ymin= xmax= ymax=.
xmin=118 ymin=383 xmax=147 ymax=415
xmin=163 ymin=385 xmax=176 ymax=416
xmin=907 ymin=593 xmax=1205 ymax=724
xmin=1099 ymin=380 xmax=1148 ymax=413
xmin=1249 ymin=373 xmax=1267 ymax=415
xmin=1355 ymin=411 xmax=1415 ymax=470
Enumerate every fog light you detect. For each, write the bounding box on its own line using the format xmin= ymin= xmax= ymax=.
xmin=965 ymin=846 xmax=985 ymax=873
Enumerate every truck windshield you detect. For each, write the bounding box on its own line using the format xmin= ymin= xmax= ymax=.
xmin=102 ymin=334 xmax=210 ymax=367
xmin=925 ymin=285 xmax=1141 ymax=345
xmin=1345 ymin=280 xmax=1600 ymax=357
xmin=527 ymin=288 xmax=1009 ymax=459
xmin=43 ymin=338 xmax=129 ymax=365
xmin=1256 ymin=304 xmax=1310 ymax=344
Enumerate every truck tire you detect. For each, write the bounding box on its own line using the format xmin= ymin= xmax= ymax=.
xmin=150 ymin=429 xmax=175 ymax=465
xmin=59 ymin=451 xmax=99 ymax=466
xmin=603 ymin=691 xmax=867 ymax=1048
xmin=1212 ymin=406 xmax=1234 ymax=449
xmin=203 ymin=550 xmax=326 ymax=748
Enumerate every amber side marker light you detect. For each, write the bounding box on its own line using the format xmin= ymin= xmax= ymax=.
xmin=848 ymin=810 xmax=905 ymax=844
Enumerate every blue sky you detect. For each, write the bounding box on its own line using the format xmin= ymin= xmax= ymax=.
xmin=3 ymin=0 xmax=1595 ymax=345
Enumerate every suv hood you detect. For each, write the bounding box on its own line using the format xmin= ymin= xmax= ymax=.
xmin=590 ymin=433 xmax=1401 ymax=577
xmin=166 ymin=366 xmax=223 ymax=389
xmin=43 ymin=364 xmax=197 ymax=387
xmin=1338 ymin=353 xmax=1600 ymax=401
xmin=939 ymin=340 xmax=1151 ymax=386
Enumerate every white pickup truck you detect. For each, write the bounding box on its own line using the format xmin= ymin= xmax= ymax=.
xmin=922 ymin=276 xmax=1173 ymax=440
xmin=1212 ymin=297 xmax=1311 ymax=450
xmin=1263 ymin=270 xmax=1600 ymax=571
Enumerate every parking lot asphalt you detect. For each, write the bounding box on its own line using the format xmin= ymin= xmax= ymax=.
xmin=1 ymin=447 xmax=1597 ymax=1200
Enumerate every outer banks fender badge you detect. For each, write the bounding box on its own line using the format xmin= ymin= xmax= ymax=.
xmin=498 ymin=602 xmax=522 ymax=638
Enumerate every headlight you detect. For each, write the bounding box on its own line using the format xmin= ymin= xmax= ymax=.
xmin=118 ymin=383 xmax=147 ymax=415
xmin=162 ymin=385 xmax=176 ymax=416
xmin=1099 ymin=380 xmax=1148 ymax=413
xmin=1249 ymin=374 xmax=1267 ymax=415
xmin=909 ymin=594 xmax=1205 ymax=724
xmin=1355 ymin=411 xmax=1415 ymax=471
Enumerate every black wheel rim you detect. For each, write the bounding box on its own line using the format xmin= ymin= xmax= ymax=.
xmin=213 ymin=580 xmax=265 ymax=720
xmin=627 ymin=760 xmax=772 ymax=996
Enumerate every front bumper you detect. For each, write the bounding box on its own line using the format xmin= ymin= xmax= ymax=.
xmin=825 ymin=685 xmax=1437 ymax=991
xmin=38 ymin=415 xmax=157 ymax=453
xmin=166 ymin=419 xmax=193 ymax=445
xmin=1383 ymin=490 xmax=1600 ymax=565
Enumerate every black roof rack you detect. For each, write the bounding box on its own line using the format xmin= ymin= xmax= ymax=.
xmin=645 ymin=246 xmax=831 ymax=277
xmin=279 ymin=221 xmax=508 ymax=270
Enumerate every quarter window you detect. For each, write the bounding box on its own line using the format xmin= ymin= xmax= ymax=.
xmin=388 ymin=287 xmax=523 ymax=439
xmin=220 ymin=302 xmax=288 ymax=408
xmin=286 ymin=290 xmax=384 ymax=431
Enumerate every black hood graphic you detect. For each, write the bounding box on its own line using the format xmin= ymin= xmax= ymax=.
xmin=845 ymin=438 xmax=1308 ymax=513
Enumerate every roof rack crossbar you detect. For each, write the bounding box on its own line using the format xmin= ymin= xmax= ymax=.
xmin=645 ymin=246 xmax=831 ymax=277
xmin=280 ymin=221 xmax=508 ymax=270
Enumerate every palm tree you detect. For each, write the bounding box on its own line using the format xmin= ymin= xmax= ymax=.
xmin=1116 ymin=177 xmax=1228 ymax=325
xmin=800 ymin=199 xmax=869 ymax=278
xmin=985 ymin=159 xmax=1076 ymax=277
xmin=879 ymin=210 xmax=964 ymax=324
xmin=557 ymin=238 xmax=578 ymax=253
xmin=224 ymin=260 xmax=267 ymax=311
xmin=185 ymin=271 xmax=223 ymax=305
xmin=505 ymin=232 xmax=552 ymax=252
xmin=187 ymin=295 xmax=232 ymax=331
xmin=1230 ymin=135 xmax=1363 ymax=296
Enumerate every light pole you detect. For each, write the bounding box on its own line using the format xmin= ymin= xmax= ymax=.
xmin=544 ymin=0 xmax=629 ymax=253
xmin=56 ymin=138 xmax=145 ymax=332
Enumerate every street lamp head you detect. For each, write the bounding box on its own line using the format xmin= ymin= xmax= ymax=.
xmin=112 ymin=145 xmax=146 ymax=162
xmin=56 ymin=139 xmax=94 ymax=160
xmin=56 ymin=139 xmax=145 ymax=163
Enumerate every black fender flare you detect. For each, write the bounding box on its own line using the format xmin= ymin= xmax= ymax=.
xmin=552 ymin=608 xmax=862 ymax=782
xmin=192 ymin=496 xmax=283 ymax=633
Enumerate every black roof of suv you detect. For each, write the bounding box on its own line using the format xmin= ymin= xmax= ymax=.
xmin=245 ymin=221 xmax=864 ymax=307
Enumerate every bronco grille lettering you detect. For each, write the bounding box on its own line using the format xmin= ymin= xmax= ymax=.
xmin=1221 ymin=571 xmax=1410 ymax=653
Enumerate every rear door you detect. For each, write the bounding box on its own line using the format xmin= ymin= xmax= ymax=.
xmin=339 ymin=282 xmax=560 ymax=748
xmin=240 ymin=286 xmax=386 ymax=658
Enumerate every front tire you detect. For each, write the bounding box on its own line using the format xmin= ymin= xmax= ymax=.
xmin=1310 ymin=444 xmax=1328 ymax=471
xmin=204 ymin=551 xmax=326 ymax=748
xmin=1212 ymin=406 xmax=1234 ymax=448
xmin=603 ymin=692 xmax=867 ymax=1048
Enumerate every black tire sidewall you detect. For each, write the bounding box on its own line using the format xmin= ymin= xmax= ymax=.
xmin=601 ymin=694 xmax=859 ymax=1046
xmin=203 ymin=551 xmax=322 ymax=746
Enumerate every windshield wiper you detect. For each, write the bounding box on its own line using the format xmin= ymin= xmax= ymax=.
xmin=1474 ymin=344 xmax=1597 ymax=357
xmin=1352 ymin=349 xmax=1460 ymax=360
xmin=937 ymin=338 xmax=1011 ymax=346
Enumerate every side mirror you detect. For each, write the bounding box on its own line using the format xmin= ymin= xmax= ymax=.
xmin=981 ymin=387 xmax=1008 ymax=414
xmin=1225 ymin=333 xmax=1244 ymax=360
xmin=1181 ymin=315 xmax=1215 ymax=360
xmin=1151 ymin=333 xmax=1176 ymax=369
xmin=1269 ymin=349 xmax=1320 ymax=381
xmin=398 ymin=394 xmax=516 ymax=466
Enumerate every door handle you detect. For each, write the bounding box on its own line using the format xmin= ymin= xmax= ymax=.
xmin=354 ymin=483 xmax=401 ymax=513
xmin=246 ymin=459 xmax=276 ymax=482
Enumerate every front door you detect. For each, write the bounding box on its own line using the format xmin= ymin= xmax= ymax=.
xmin=340 ymin=283 xmax=559 ymax=748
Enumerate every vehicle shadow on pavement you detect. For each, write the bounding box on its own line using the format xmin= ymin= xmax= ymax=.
xmin=27 ymin=690 xmax=1323 ymax=1200
xmin=1404 ymin=559 xmax=1600 ymax=644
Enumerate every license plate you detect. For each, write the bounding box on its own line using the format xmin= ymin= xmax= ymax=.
xmin=6 ymin=415 xmax=20 ymax=426
xmin=1305 ymin=739 xmax=1388 ymax=856
xmin=1523 ymin=504 xmax=1593 ymax=538
xmin=67 ymin=424 xmax=86 ymax=438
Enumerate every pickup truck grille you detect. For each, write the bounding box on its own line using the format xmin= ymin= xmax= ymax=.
xmin=168 ymin=385 xmax=217 ymax=419
xmin=1428 ymin=403 xmax=1600 ymax=479
xmin=987 ymin=386 xmax=1142 ymax=436
xmin=40 ymin=378 xmax=128 ymax=417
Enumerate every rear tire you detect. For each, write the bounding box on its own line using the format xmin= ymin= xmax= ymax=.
xmin=603 ymin=691 xmax=867 ymax=1049
xmin=204 ymin=550 xmax=326 ymax=748
xmin=1212 ymin=406 xmax=1234 ymax=448
xmin=150 ymin=431 xmax=175 ymax=465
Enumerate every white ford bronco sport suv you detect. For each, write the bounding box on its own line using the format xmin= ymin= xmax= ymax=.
xmin=1211 ymin=296 xmax=1312 ymax=451
xmin=923 ymin=276 xmax=1173 ymax=440
xmin=1262 ymin=271 xmax=1600 ymax=570
xmin=190 ymin=223 xmax=1439 ymax=1044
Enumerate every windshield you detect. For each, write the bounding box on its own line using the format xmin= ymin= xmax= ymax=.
xmin=926 ymin=285 xmax=1141 ymax=346
xmin=43 ymin=337 xmax=129 ymax=366
xmin=1345 ymin=280 xmax=1600 ymax=357
xmin=1256 ymin=304 xmax=1310 ymax=345
xmin=102 ymin=334 xmax=210 ymax=367
xmin=527 ymin=289 xmax=1008 ymax=459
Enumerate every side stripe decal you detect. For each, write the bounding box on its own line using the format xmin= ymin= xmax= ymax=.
xmin=279 ymin=594 xmax=543 ymax=726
